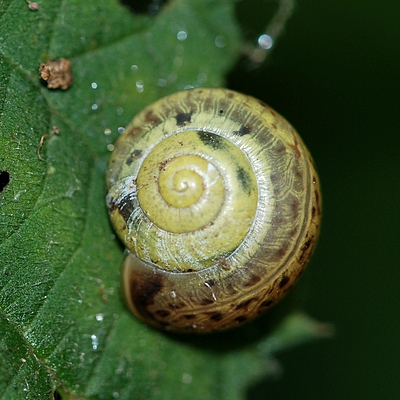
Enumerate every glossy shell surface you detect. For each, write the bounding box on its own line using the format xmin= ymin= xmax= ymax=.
xmin=106 ymin=88 xmax=321 ymax=332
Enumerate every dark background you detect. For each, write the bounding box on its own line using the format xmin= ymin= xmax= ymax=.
xmin=229 ymin=1 xmax=400 ymax=399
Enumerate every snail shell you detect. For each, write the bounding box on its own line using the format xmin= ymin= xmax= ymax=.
xmin=106 ymin=88 xmax=321 ymax=333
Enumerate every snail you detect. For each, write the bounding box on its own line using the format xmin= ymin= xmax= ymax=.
xmin=106 ymin=88 xmax=321 ymax=333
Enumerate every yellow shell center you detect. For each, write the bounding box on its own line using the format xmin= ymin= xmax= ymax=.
xmin=158 ymin=155 xmax=207 ymax=208
xmin=116 ymin=130 xmax=260 ymax=271
xmin=137 ymin=137 xmax=225 ymax=233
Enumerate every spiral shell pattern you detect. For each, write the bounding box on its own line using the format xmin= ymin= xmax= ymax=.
xmin=106 ymin=88 xmax=321 ymax=332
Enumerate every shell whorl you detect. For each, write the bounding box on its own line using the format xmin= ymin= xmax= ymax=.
xmin=106 ymin=88 xmax=321 ymax=332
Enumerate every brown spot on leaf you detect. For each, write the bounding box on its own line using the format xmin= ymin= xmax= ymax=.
xmin=39 ymin=58 xmax=73 ymax=90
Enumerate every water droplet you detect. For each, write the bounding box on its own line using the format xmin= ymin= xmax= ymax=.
xmin=107 ymin=144 xmax=115 ymax=152
xmin=118 ymin=127 xmax=125 ymax=134
xmin=232 ymin=373 xmax=246 ymax=389
xmin=96 ymin=314 xmax=104 ymax=322
xmin=117 ymin=107 xmax=124 ymax=115
xmin=158 ymin=78 xmax=167 ymax=87
xmin=14 ymin=191 xmax=22 ymax=200
xmin=91 ymin=82 xmax=98 ymax=89
xmin=182 ymin=373 xmax=193 ymax=384
xmin=174 ymin=57 xmax=183 ymax=67
xmin=148 ymin=1 xmax=160 ymax=14
xmin=170 ymin=290 xmax=176 ymax=298
xmin=136 ymin=80 xmax=144 ymax=93
xmin=197 ymin=73 xmax=207 ymax=84
xmin=104 ymin=128 xmax=111 ymax=135
xmin=177 ymin=30 xmax=188 ymax=41
xmin=91 ymin=334 xmax=99 ymax=350
xmin=175 ymin=44 xmax=184 ymax=55
xmin=215 ymin=35 xmax=227 ymax=48
xmin=112 ymin=392 xmax=120 ymax=399
xmin=168 ymin=73 xmax=177 ymax=84
xmin=131 ymin=64 xmax=138 ymax=71
xmin=258 ymin=34 xmax=273 ymax=50
xmin=91 ymin=103 xmax=98 ymax=111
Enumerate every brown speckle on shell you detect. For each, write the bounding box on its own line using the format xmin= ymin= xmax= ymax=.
xmin=243 ymin=274 xmax=261 ymax=288
xmin=278 ymin=275 xmax=290 ymax=289
xmin=235 ymin=315 xmax=248 ymax=323
xmin=175 ymin=113 xmax=192 ymax=126
xmin=208 ymin=313 xmax=224 ymax=322
xmin=199 ymin=298 xmax=215 ymax=306
xmin=218 ymin=258 xmax=231 ymax=270
xmin=144 ymin=110 xmax=162 ymax=125
xmin=127 ymin=268 xmax=164 ymax=322
xmin=234 ymin=125 xmax=252 ymax=136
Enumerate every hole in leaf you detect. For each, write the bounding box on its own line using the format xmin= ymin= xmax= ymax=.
xmin=0 ymin=171 xmax=10 ymax=193
xmin=120 ymin=0 xmax=166 ymax=15
xmin=53 ymin=389 xmax=62 ymax=400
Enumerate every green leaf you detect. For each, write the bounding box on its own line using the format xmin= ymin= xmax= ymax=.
xmin=0 ymin=1 xmax=330 ymax=399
